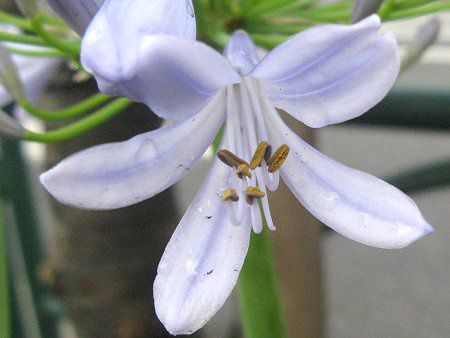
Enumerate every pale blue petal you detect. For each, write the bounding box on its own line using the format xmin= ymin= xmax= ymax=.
xmin=82 ymin=33 xmax=240 ymax=121
xmin=81 ymin=0 xmax=196 ymax=79
xmin=154 ymin=133 xmax=251 ymax=335
xmin=46 ymin=0 xmax=103 ymax=35
xmin=40 ymin=92 xmax=226 ymax=209
xmin=224 ymin=30 xmax=260 ymax=75
xmin=252 ymin=15 xmax=400 ymax=128
xmin=262 ymin=96 xmax=433 ymax=249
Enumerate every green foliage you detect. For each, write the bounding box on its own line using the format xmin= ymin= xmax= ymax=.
xmin=194 ymin=0 xmax=450 ymax=48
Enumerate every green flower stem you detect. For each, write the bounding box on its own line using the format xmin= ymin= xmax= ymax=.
xmin=249 ymin=33 xmax=289 ymax=49
xmin=6 ymin=46 xmax=64 ymax=57
xmin=279 ymin=9 xmax=350 ymax=23
xmin=38 ymin=15 xmax=70 ymax=30
xmin=0 ymin=201 xmax=10 ymax=338
xmin=20 ymin=93 xmax=112 ymax=121
xmin=23 ymin=98 xmax=131 ymax=143
xmin=0 ymin=11 xmax=32 ymax=31
xmin=0 ymin=31 xmax=46 ymax=46
xmin=244 ymin=0 xmax=313 ymax=17
xmin=248 ymin=22 xmax=309 ymax=35
xmin=386 ymin=1 xmax=450 ymax=20
xmin=30 ymin=14 xmax=80 ymax=59
xmin=237 ymin=225 xmax=287 ymax=338
xmin=396 ymin=0 xmax=439 ymax=9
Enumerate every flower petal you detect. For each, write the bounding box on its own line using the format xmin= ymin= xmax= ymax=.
xmin=251 ymin=15 xmax=400 ymax=128
xmin=262 ymin=97 xmax=433 ymax=249
xmin=154 ymin=135 xmax=251 ymax=335
xmin=40 ymin=92 xmax=226 ymax=209
xmin=81 ymin=0 xmax=231 ymax=121
xmin=224 ymin=30 xmax=260 ymax=75
xmin=82 ymin=33 xmax=240 ymax=120
xmin=46 ymin=0 xmax=103 ymax=35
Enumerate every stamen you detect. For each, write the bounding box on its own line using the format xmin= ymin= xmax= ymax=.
xmin=236 ymin=164 xmax=252 ymax=179
xmin=250 ymin=203 xmax=263 ymax=233
xmin=267 ymin=144 xmax=290 ymax=173
xmin=245 ymin=186 xmax=266 ymax=205
xmin=222 ymin=188 xmax=239 ymax=202
xmin=250 ymin=141 xmax=271 ymax=170
xmin=217 ymin=149 xmax=249 ymax=168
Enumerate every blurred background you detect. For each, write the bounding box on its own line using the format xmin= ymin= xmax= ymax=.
xmin=1 ymin=2 xmax=449 ymax=338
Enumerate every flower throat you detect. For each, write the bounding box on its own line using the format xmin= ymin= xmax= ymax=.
xmin=216 ymin=78 xmax=290 ymax=233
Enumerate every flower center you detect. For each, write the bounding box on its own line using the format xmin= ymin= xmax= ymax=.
xmin=217 ymin=77 xmax=290 ymax=233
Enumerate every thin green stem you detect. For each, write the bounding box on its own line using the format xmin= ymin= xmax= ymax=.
xmin=30 ymin=14 xmax=80 ymax=59
xmin=249 ymin=33 xmax=289 ymax=48
xmin=0 ymin=11 xmax=32 ymax=31
xmin=0 ymin=31 xmax=46 ymax=46
xmin=0 ymin=201 xmax=10 ymax=338
xmin=6 ymin=46 xmax=64 ymax=57
xmin=237 ymin=221 xmax=286 ymax=338
xmin=24 ymin=98 xmax=131 ymax=143
xmin=245 ymin=0 xmax=312 ymax=17
xmin=20 ymin=93 xmax=111 ymax=121
xmin=395 ymin=0 xmax=439 ymax=9
xmin=387 ymin=1 xmax=450 ymax=20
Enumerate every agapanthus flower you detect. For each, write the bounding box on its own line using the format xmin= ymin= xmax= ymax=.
xmin=40 ymin=0 xmax=433 ymax=335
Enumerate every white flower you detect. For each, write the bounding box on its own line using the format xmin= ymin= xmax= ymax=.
xmin=39 ymin=2 xmax=433 ymax=334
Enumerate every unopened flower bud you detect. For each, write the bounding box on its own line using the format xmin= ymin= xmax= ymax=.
xmin=0 ymin=44 xmax=26 ymax=103
xmin=45 ymin=0 xmax=104 ymax=36
xmin=352 ymin=0 xmax=384 ymax=23
xmin=0 ymin=109 xmax=25 ymax=139
xmin=401 ymin=17 xmax=441 ymax=72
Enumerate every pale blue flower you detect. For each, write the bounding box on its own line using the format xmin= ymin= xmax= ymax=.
xmin=40 ymin=2 xmax=433 ymax=334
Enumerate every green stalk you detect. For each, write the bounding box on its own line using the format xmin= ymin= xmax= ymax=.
xmin=244 ymin=0 xmax=312 ymax=17
xmin=0 ymin=31 xmax=46 ymax=46
xmin=249 ymin=33 xmax=288 ymax=48
xmin=0 ymin=11 xmax=32 ymax=31
xmin=20 ymin=93 xmax=111 ymax=121
xmin=237 ymin=225 xmax=286 ymax=338
xmin=0 ymin=201 xmax=10 ymax=338
xmin=30 ymin=14 xmax=80 ymax=59
xmin=387 ymin=1 xmax=450 ymax=20
xmin=24 ymin=98 xmax=131 ymax=143
xmin=6 ymin=46 xmax=63 ymax=57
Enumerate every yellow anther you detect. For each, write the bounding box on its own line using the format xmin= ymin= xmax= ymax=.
xmin=236 ymin=164 xmax=252 ymax=179
xmin=267 ymin=144 xmax=290 ymax=173
xmin=250 ymin=142 xmax=272 ymax=170
xmin=222 ymin=188 xmax=239 ymax=202
xmin=217 ymin=149 xmax=249 ymax=168
xmin=245 ymin=186 xmax=266 ymax=205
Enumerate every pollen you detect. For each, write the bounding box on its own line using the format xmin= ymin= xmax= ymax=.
xmin=236 ymin=163 xmax=252 ymax=179
xmin=222 ymin=188 xmax=239 ymax=202
xmin=217 ymin=149 xmax=249 ymax=168
xmin=250 ymin=142 xmax=272 ymax=170
xmin=245 ymin=186 xmax=266 ymax=205
xmin=267 ymin=144 xmax=290 ymax=173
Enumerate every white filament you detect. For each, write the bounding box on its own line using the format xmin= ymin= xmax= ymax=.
xmin=223 ymin=78 xmax=282 ymax=232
